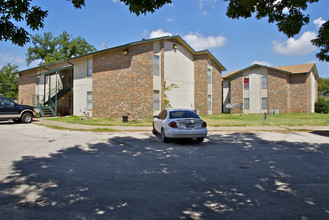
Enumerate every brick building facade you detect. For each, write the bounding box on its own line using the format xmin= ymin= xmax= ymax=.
xmin=223 ymin=64 xmax=319 ymax=114
xmin=18 ymin=36 xmax=226 ymax=118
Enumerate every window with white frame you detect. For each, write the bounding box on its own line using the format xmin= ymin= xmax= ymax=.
xmin=244 ymin=98 xmax=250 ymax=110
xmin=262 ymin=97 xmax=267 ymax=109
xmin=153 ymin=55 xmax=160 ymax=75
xmin=87 ymin=92 xmax=92 ymax=110
xmin=208 ymin=95 xmax=212 ymax=110
xmin=244 ymin=78 xmax=249 ymax=90
xmin=207 ymin=68 xmax=212 ymax=84
xmin=87 ymin=58 xmax=93 ymax=77
xmin=262 ymin=76 xmax=267 ymax=89
xmin=153 ymin=90 xmax=160 ymax=110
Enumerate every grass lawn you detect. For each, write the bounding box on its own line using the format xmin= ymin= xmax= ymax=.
xmin=201 ymin=113 xmax=329 ymax=127
xmin=46 ymin=115 xmax=153 ymax=126
xmin=46 ymin=113 xmax=329 ymax=127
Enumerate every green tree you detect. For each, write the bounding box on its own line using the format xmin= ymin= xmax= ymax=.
xmin=26 ymin=31 xmax=97 ymax=65
xmin=311 ymin=20 xmax=329 ymax=62
xmin=318 ymin=77 xmax=329 ymax=94
xmin=1 ymin=0 xmax=328 ymax=61
xmin=223 ymin=0 xmax=328 ymax=62
xmin=0 ymin=63 xmax=19 ymax=99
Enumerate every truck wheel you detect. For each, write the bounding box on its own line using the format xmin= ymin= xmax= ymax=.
xmin=21 ymin=112 xmax=33 ymax=123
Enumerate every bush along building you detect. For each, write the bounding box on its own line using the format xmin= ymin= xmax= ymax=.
xmin=222 ymin=63 xmax=319 ymax=114
xmin=18 ymin=36 xmax=226 ymax=118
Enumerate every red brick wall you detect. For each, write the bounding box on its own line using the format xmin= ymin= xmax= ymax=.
xmin=212 ymin=62 xmax=222 ymax=114
xmin=92 ymin=43 xmax=153 ymax=118
xmin=229 ymin=73 xmax=243 ymax=113
xmin=194 ymin=55 xmax=208 ymax=114
xmin=267 ymin=70 xmax=290 ymax=113
xmin=290 ymin=73 xmax=308 ymax=113
xmin=18 ymin=70 xmax=36 ymax=105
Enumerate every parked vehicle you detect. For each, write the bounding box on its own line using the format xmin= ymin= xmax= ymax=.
xmin=153 ymin=108 xmax=207 ymax=143
xmin=0 ymin=96 xmax=35 ymax=123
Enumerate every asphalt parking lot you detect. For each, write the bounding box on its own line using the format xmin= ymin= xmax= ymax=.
xmin=0 ymin=123 xmax=328 ymax=219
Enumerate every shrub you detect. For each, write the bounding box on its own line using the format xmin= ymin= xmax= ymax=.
xmin=315 ymin=98 xmax=329 ymax=113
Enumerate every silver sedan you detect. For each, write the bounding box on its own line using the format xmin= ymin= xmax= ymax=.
xmin=153 ymin=109 xmax=207 ymax=143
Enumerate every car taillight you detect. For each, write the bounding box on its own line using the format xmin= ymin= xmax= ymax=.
xmin=202 ymin=121 xmax=207 ymax=128
xmin=168 ymin=121 xmax=178 ymax=128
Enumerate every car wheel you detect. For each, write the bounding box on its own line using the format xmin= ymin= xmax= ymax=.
xmin=196 ymin=137 xmax=204 ymax=143
xmin=161 ymin=128 xmax=168 ymax=143
xmin=21 ymin=112 xmax=33 ymax=123
xmin=152 ymin=122 xmax=157 ymax=134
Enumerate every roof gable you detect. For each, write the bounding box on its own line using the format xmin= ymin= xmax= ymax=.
xmin=223 ymin=63 xmax=318 ymax=80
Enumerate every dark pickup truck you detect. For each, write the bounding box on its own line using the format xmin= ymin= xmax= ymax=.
xmin=0 ymin=96 xmax=35 ymax=123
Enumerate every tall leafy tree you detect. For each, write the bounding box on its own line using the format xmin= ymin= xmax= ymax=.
xmin=223 ymin=0 xmax=328 ymax=62
xmin=318 ymin=77 xmax=329 ymax=94
xmin=26 ymin=31 xmax=97 ymax=65
xmin=1 ymin=0 xmax=328 ymax=61
xmin=0 ymin=63 xmax=19 ymax=99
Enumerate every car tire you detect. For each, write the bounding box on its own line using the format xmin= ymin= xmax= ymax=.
xmin=21 ymin=112 xmax=33 ymax=123
xmin=196 ymin=137 xmax=204 ymax=143
xmin=152 ymin=122 xmax=157 ymax=134
xmin=161 ymin=128 xmax=169 ymax=143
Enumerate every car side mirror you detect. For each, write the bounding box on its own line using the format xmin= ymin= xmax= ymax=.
xmin=153 ymin=115 xmax=159 ymax=119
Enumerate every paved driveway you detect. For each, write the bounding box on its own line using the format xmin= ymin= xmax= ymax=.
xmin=0 ymin=123 xmax=328 ymax=219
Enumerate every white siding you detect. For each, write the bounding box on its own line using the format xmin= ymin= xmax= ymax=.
xmin=311 ymin=71 xmax=316 ymax=113
xmin=243 ymin=67 xmax=268 ymax=113
xmin=222 ymin=80 xmax=230 ymax=113
xmin=164 ymin=41 xmax=194 ymax=110
xmin=73 ymin=57 xmax=93 ymax=116
xmin=153 ymin=41 xmax=162 ymax=115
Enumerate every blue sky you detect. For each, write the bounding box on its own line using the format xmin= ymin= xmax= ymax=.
xmin=0 ymin=0 xmax=328 ymax=78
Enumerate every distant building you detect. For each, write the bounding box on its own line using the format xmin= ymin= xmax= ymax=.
xmin=18 ymin=36 xmax=226 ymax=118
xmin=223 ymin=63 xmax=319 ymax=113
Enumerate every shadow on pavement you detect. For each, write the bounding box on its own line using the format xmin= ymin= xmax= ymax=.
xmin=0 ymin=132 xmax=328 ymax=219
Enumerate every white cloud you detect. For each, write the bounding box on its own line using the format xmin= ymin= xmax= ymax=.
xmin=148 ymin=29 xmax=226 ymax=51
xmin=167 ymin=17 xmax=175 ymax=22
xmin=149 ymin=29 xmax=172 ymax=39
xmin=251 ymin=61 xmax=272 ymax=67
xmin=198 ymin=0 xmax=217 ymax=9
xmin=183 ymin=32 xmax=226 ymax=51
xmin=314 ymin=17 xmax=326 ymax=29
xmin=201 ymin=11 xmax=208 ymax=15
xmin=112 ymin=0 xmax=119 ymax=3
xmin=0 ymin=52 xmax=25 ymax=64
xmin=272 ymin=31 xmax=317 ymax=55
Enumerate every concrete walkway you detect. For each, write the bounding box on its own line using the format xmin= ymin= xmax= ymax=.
xmin=32 ymin=118 xmax=329 ymax=133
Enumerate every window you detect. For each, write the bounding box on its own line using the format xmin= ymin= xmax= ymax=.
xmin=262 ymin=77 xmax=267 ymax=89
xmin=87 ymin=58 xmax=93 ymax=77
xmin=262 ymin=97 xmax=267 ymax=109
xmin=87 ymin=92 xmax=92 ymax=110
xmin=169 ymin=111 xmax=200 ymax=119
xmin=208 ymin=95 xmax=212 ymax=110
xmin=153 ymin=55 xmax=160 ymax=75
xmin=244 ymin=78 xmax=249 ymax=90
xmin=36 ymin=76 xmax=40 ymax=84
xmin=159 ymin=110 xmax=167 ymax=120
xmin=244 ymin=98 xmax=249 ymax=110
xmin=153 ymin=90 xmax=160 ymax=110
xmin=207 ymin=68 xmax=212 ymax=84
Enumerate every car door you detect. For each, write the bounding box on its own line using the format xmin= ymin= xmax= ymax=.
xmin=0 ymin=97 xmax=19 ymax=118
xmin=154 ymin=110 xmax=166 ymax=132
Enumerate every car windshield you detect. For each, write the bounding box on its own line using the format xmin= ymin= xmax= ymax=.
xmin=169 ymin=110 xmax=200 ymax=119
